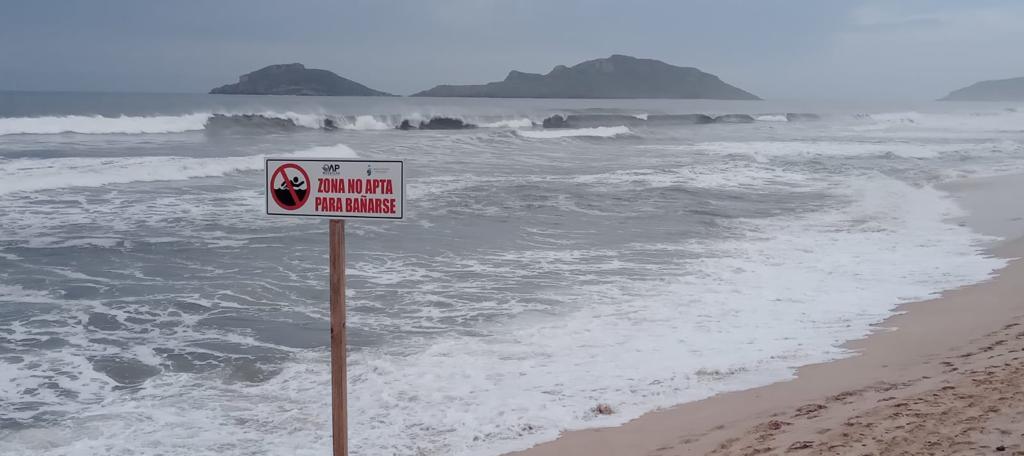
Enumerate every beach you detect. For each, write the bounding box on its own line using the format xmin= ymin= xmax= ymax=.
xmin=511 ymin=173 xmax=1024 ymax=455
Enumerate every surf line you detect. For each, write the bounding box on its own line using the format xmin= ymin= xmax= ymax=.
xmin=265 ymin=158 xmax=405 ymax=456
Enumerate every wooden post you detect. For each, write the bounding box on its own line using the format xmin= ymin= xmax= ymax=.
xmin=329 ymin=219 xmax=347 ymax=456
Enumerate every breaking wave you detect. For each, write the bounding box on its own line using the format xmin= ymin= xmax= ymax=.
xmin=342 ymin=115 xmax=393 ymax=130
xmin=860 ymin=109 xmax=1024 ymax=132
xmin=0 ymin=112 xmax=541 ymax=135
xmin=516 ymin=126 xmax=632 ymax=139
xmin=7 ymin=108 xmax=1020 ymax=138
xmin=0 ymin=112 xmax=332 ymax=136
xmin=479 ymin=118 xmax=534 ymax=129
xmin=0 ymin=114 xmax=211 ymax=135
xmin=0 ymin=143 xmax=358 ymax=195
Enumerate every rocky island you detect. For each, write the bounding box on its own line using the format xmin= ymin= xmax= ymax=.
xmin=412 ymin=54 xmax=759 ymax=100
xmin=940 ymin=76 xmax=1024 ymax=101
xmin=210 ymin=63 xmax=392 ymax=96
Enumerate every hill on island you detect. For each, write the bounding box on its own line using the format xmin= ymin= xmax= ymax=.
xmin=210 ymin=63 xmax=392 ymax=96
xmin=412 ymin=55 xmax=759 ymax=100
xmin=940 ymin=76 xmax=1024 ymax=101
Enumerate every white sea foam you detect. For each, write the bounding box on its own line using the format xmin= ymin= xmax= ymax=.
xmin=0 ymin=111 xmax=339 ymax=135
xmin=756 ymin=114 xmax=788 ymax=122
xmin=0 ymin=143 xmax=358 ymax=195
xmin=2 ymin=173 xmax=999 ymax=456
xmin=260 ymin=111 xmax=330 ymax=130
xmin=338 ymin=176 xmax=1004 ymax=456
xmin=0 ymin=114 xmax=211 ymax=135
xmin=569 ymin=163 xmax=817 ymax=191
xmin=657 ymin=140 xmax=1014 ymax=161
xmin=0 ymin=284 xmax=66 ymax=304
xmin=480 ymin=118 xmax=534 ymax=129
xmin=341 ymin=115 xmax=393 ymax=130
xmin=516 ymin=126 xmax=632 ymax=139
xmin=863 ymin=110 xmax=1024 ymax=133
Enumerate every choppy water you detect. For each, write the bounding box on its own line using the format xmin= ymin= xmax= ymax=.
xmin=1 ymin=92 xmax=1022 ymax=455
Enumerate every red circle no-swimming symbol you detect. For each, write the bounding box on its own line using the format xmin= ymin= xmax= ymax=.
xmin=270 ymin=163 xmax=311 ymax=210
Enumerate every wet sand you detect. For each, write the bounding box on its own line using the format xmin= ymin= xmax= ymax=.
xmin=510 ymin=173 xmax=1024 ymax=456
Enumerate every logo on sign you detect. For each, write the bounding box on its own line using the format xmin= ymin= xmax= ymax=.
xmin=270 ymin=163 xmax=311 ymax=210
xmin=322 ymin=163 xmax=341 ymax=175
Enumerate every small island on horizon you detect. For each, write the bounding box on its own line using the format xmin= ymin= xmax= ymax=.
xmin=209 ymin=63 xmax=392 ymax=96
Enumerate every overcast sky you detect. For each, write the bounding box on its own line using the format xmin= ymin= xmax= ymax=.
xmin=3 ymin=0 xmax=1024 ymax=100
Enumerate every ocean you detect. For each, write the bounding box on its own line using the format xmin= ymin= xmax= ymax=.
xmin=0 ymin=92 xmax=1021 ymax=455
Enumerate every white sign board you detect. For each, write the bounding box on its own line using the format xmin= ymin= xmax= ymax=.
xmin=266 ymin=159 xmax=404 ymax=219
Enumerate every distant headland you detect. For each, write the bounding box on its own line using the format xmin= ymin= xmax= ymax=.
xmin=411 ymin=54 xmax=759 ymax=100
xmin=940 ymin=76 xmax=1024 ymax=101
xmin=209 ymin=63 xmax=392 ymax=96
xmin=208 ymin=56 xmax=759 ymax=99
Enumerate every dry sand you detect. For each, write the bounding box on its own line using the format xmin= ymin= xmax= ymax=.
xmin=510 ymin=174 xmax=1024 ymax=456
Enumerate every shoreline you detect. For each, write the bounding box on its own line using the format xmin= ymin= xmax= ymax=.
xmin=509 ymin=173 xmax=1024 ymax=455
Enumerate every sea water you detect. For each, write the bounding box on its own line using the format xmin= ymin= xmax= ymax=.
xmin=0 ymin=92 xmax=1021 ymax=455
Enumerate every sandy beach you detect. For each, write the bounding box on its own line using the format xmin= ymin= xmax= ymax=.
xmin=511 ymin=173 xmax=1024 ymax=456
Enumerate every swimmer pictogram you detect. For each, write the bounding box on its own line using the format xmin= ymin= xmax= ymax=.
xmin=269 ymin=163 xmax=310 ymax=210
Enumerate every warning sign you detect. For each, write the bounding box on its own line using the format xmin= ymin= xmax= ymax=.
xmin=265 ymin=159 xmax=404 ymax=219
